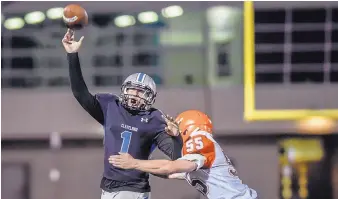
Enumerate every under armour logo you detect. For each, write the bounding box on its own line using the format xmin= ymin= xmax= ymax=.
xmin=141 ymin=118 xmax=149 ymax=123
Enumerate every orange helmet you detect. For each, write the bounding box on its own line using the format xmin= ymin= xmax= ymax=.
xmin=175 ymin=110 xmax=213 ymax=142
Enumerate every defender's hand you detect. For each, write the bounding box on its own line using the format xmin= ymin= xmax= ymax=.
xmin=109 ymin=153 xmax=137 ymax=169
xmin=62 ymin=29 xmax=84 ymax=53
xmin=162 ymin=114 xmax=180 ymax=136
xmin=168 ymin=172 xmax=186 ymax=180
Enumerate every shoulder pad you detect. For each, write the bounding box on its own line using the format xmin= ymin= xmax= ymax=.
xmin=147 ymin=108 xmax=166 ymax=133
xmin=96 ymin=93 xmax=118 ymax=103
xmin=95 ymin=93 xmax=119 ymax=115
xmin=151 ymin=108 xmax=165 ymax=120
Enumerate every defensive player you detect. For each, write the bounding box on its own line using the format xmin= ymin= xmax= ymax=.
xmin=110 ymin=110 xmax=258 ymax=199
xmin=62 ymin=29 xmax=182 ymax=199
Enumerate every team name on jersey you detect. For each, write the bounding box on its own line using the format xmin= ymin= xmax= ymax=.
xmin=121 ymin=124 xmax=138 ymax=132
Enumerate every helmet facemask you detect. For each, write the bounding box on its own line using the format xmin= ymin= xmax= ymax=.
xmin=120 ymin=81 xmax=156 ymax=111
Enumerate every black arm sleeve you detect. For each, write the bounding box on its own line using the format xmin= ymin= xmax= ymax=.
xmin=154 ymin=132 xmax=183 ymax=160
xmin=67 ymin=53 xmax=104 ymax=125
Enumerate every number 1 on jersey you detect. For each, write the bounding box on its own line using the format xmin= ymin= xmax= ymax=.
xmin=120 ymin=131 xmax=132 ymax=153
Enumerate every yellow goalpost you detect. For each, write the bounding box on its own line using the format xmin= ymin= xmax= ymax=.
xmin=243 ymin=1 xmax=338 ymax=121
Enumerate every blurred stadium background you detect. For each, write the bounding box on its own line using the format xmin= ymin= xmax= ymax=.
xmin=1 ymin=1 xmax=338 ymax=199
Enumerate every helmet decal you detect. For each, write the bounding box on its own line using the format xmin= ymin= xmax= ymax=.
xmin=136 ymin=73 xmax=146 ymax=83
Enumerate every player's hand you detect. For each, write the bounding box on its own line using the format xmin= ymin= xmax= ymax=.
xmin=162 ymin=114 xmax=180 ymax=136
xmin=62 ymin=28 xmax=84 ymax=53
xmin=109 ymin=153 xmax=137 ymax=169
xmin=168 ymin=172 xmax=186 ymax=180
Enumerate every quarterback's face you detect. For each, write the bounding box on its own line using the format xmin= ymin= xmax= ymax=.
xmin=126 ymin=88 xmax=146 ymax=107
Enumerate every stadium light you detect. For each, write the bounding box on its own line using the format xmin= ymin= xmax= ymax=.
xmin=49 ymin=168 xmax=61 ymax=182
xmin=46 ymin=7 xmax=64 ymax=20
xmin=207 ymin=6 xmax=236 ymax=31
xmin=161 ymin=5 xmax=183 ymax=18
xmin=114 ymin=15 xmax=136 ymax=27
xmin=138 ymin=11 xmax=158 ymax=24
xmin=4 ymin=17 xmax=25 ymax=30
xmin=24 ymin=11 xmax=46 ymax=24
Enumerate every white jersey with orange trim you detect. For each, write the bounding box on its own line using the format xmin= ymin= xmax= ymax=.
xmin=178 ymin=131 xmax=258 ymax=199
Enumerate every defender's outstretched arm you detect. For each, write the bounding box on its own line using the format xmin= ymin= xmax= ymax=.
xmin=134 ymin=159 xmax=197 ymax=175
xmin=109 ymin=153 xmax=199 ymax=175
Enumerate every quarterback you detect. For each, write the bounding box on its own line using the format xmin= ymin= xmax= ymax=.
xmin=62 ymin=29 xmax=182 ymax=199
xmin=110 ymin=110 xmax=258 ymax=199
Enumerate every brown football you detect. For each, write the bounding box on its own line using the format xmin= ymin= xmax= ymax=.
xmin=63 ymin=4 xmax=88 ymax=29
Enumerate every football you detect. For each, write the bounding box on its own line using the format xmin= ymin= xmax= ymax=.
xmin=63 ymin=4 xmax=88 ymax=29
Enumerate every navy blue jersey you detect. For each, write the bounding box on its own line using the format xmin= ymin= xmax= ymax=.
xmin=96 ymin=93 xmax=171 ymax=191
xmin=67 ymin=53 xmax=182 ymax=193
